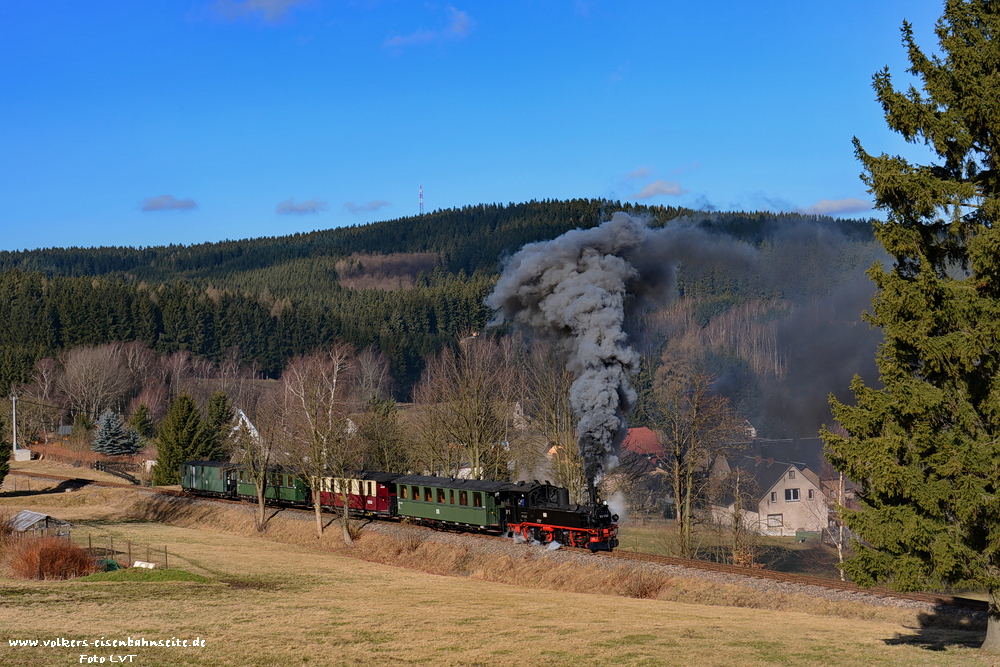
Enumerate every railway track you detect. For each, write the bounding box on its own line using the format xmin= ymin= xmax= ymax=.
xmin=7 ymin=469 xmax=989 ymax=612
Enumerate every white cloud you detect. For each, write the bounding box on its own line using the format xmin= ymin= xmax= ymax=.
xmin=213 ymin=0 xmax=309 ymax=23
xmin=343 ymin=200 xmax=391 ymax=215
xmin=631 ymin=180 xmax=687 ymax=199
xmin=797 ymin=198 xmax=872 ymax=216
xmin=384 ymin=7 xmax=474 ymax=48
xmin=625 ymin=165 xmax=651 ymax=180
xmin=276 ymin=197 xmax=327 ymax=215
xmin=141 ymin=195 xmax=197 ymax=212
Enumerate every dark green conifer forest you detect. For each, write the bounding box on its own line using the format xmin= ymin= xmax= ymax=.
xmin=0 ymin=198 xmax=880 ymax=436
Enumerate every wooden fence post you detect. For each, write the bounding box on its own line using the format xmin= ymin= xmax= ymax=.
xmin=164 ymin=546 xmax=168 ymax=569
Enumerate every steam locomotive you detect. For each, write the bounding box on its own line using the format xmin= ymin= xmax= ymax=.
xmin=180 ymin=461 xmax=619 ymax=552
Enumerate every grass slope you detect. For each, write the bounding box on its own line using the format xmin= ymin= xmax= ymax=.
xmin=0 ymin=477 xmax=991 ymax=667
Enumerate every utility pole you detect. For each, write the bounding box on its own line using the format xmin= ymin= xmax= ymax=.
xmin=11 ymin=394 xmax=17 ymax=451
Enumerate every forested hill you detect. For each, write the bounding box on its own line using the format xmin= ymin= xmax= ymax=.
xmin=0 ymin=199 xmax=872 ymax=284
xmin=0 ymin=199 xmax=880 ymax=422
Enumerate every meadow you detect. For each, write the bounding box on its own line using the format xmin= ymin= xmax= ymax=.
xmin=0 ymin=471 xmax=992 ymax=667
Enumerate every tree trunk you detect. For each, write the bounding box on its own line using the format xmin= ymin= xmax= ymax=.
xmin=982 ymin=591 xmax=1000 ymax=653
xmin=341 ymin=487 xmax=353 ymax=545
xmin=313 ymin=488 xmax=323 ymax=539
xmin=256 ymin=486 xmax=266 ymax=531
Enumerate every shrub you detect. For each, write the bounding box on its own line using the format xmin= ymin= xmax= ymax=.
xmin=3 ymin=536 xmax=99 ymax=580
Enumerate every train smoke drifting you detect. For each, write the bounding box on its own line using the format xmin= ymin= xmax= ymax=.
xmin=488 ymin=212 xmax=743 ymax=499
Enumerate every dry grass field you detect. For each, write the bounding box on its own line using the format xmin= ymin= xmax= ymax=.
xmin=0 ymin=471 xmax=995 ymax=667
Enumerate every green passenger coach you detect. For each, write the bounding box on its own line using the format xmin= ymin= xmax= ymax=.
xmin=235 ymin=467 xmax=310 ymax=505
xmin=392 ymin=475 xmax=509 ymax=531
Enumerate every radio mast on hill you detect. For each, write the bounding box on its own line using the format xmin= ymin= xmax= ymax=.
xmin=419 ymin=185 xmax=424 ymax=216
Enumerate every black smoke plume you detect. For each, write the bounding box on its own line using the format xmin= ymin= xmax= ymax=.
xmin=487 ymin=212 xmax=754 ymax=495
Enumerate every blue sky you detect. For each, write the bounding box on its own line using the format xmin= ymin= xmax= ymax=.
xmin=1 ymin=1 xmax=943 ymax=252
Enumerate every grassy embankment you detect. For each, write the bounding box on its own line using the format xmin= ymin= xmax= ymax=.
xmin=0 ymin=470 xmax=991 ymax=667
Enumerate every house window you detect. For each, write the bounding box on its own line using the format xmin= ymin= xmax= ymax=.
xmin=767 ymin=514 xmax=783 ymax=528
xmin=788 ymin=469 xmax=795 ymax=479
xmin=785 ymin=488 xmax=800 ymax=501
xmin=770 ymin=492 xmax=776 ymax=503
xmin=808 ymin=489 xmax=815 ymax=500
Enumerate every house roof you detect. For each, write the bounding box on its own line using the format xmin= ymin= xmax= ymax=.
xmin=752 ymin=438 xmax=830 ymax=477
xmin=715 ymin=456 xmax=815 ymax=506
xmin=9 ymin=510 xmax=70 ymax=532
xmin=623 ymin=427 xmax=662 ymax=456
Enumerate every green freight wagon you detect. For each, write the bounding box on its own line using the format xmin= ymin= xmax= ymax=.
xmin=392 ymin=475 xmax=510 ymax=532
xmin=181 ymin=461 xmax=237 ymax=498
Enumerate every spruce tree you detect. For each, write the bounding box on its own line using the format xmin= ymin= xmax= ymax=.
xmin=153 ymin=393 xmax=209 ymax=485
xmin=129 ymin=403 xmax=156 ymax=440
xmin=198 ymin=391 xmax=233 ymax=461
xmin=822 ymin=1 xmax=1000 ymax=652
xmin=92 ymin=409 xmax=142 ymax=457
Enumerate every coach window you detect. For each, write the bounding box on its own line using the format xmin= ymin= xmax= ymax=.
xmin=412 ymin=485 xmax=420 ymax=500
xmin=437 ymin=488 xmax=446 ymax=503
xmin=424 ymin=487 xmax=433 ymax=502
xmin=473 ymin=492 xmax=483 ymax=508
xmin=459 ymin=491 xmax=468 ymax=506
xmin=449 ymin=490 xmax=455 ymax=505
xmin=399 ymin=485 xmax=407 ymax=500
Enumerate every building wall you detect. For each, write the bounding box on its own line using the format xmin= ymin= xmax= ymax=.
xmin=756 ymin=467 xmax=827 ymax=536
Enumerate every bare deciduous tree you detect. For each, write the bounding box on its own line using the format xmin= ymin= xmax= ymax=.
xmin=281 ymin=346 xmax=361 ymax=542
xmin=356 ymin=345 xmax=394 ymax=403
xmin=31 ymin=357 xmax=59 ymax=404
xmin=163 ymin=350 xmax=193 ymax=396
xmin=651 ymin=365 xmax=745 ymax=559
xmin=229 ymin=396 xmax=279 ymax=531
xmin=413 ymin=335 xmax=525 ymax=480
xmin=522 ymin=339 xmax=586 ymax=502
xmin=57 ymin=344 xmax=133 ymax=420
xmin=357 ymin=397 xmax=411 ymax=473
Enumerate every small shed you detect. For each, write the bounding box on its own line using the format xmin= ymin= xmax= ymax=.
xmin=9 ymin=510 xmax=72 ymax=538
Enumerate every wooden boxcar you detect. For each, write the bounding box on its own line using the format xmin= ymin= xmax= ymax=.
xmin=320 ymin=472 xmax=402 ymax=517
xmin=392 ymin=475 xmax=509 ymax=531
xmin=181 ymin=461 xmax=237 ymax=498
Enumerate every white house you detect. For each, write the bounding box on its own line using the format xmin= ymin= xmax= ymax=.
xmin=710 ymin=456 xmax=828 ymax=537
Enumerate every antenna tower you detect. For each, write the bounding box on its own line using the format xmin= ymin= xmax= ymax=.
xmin=419 ymin=185 xmax=424 ymax=216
